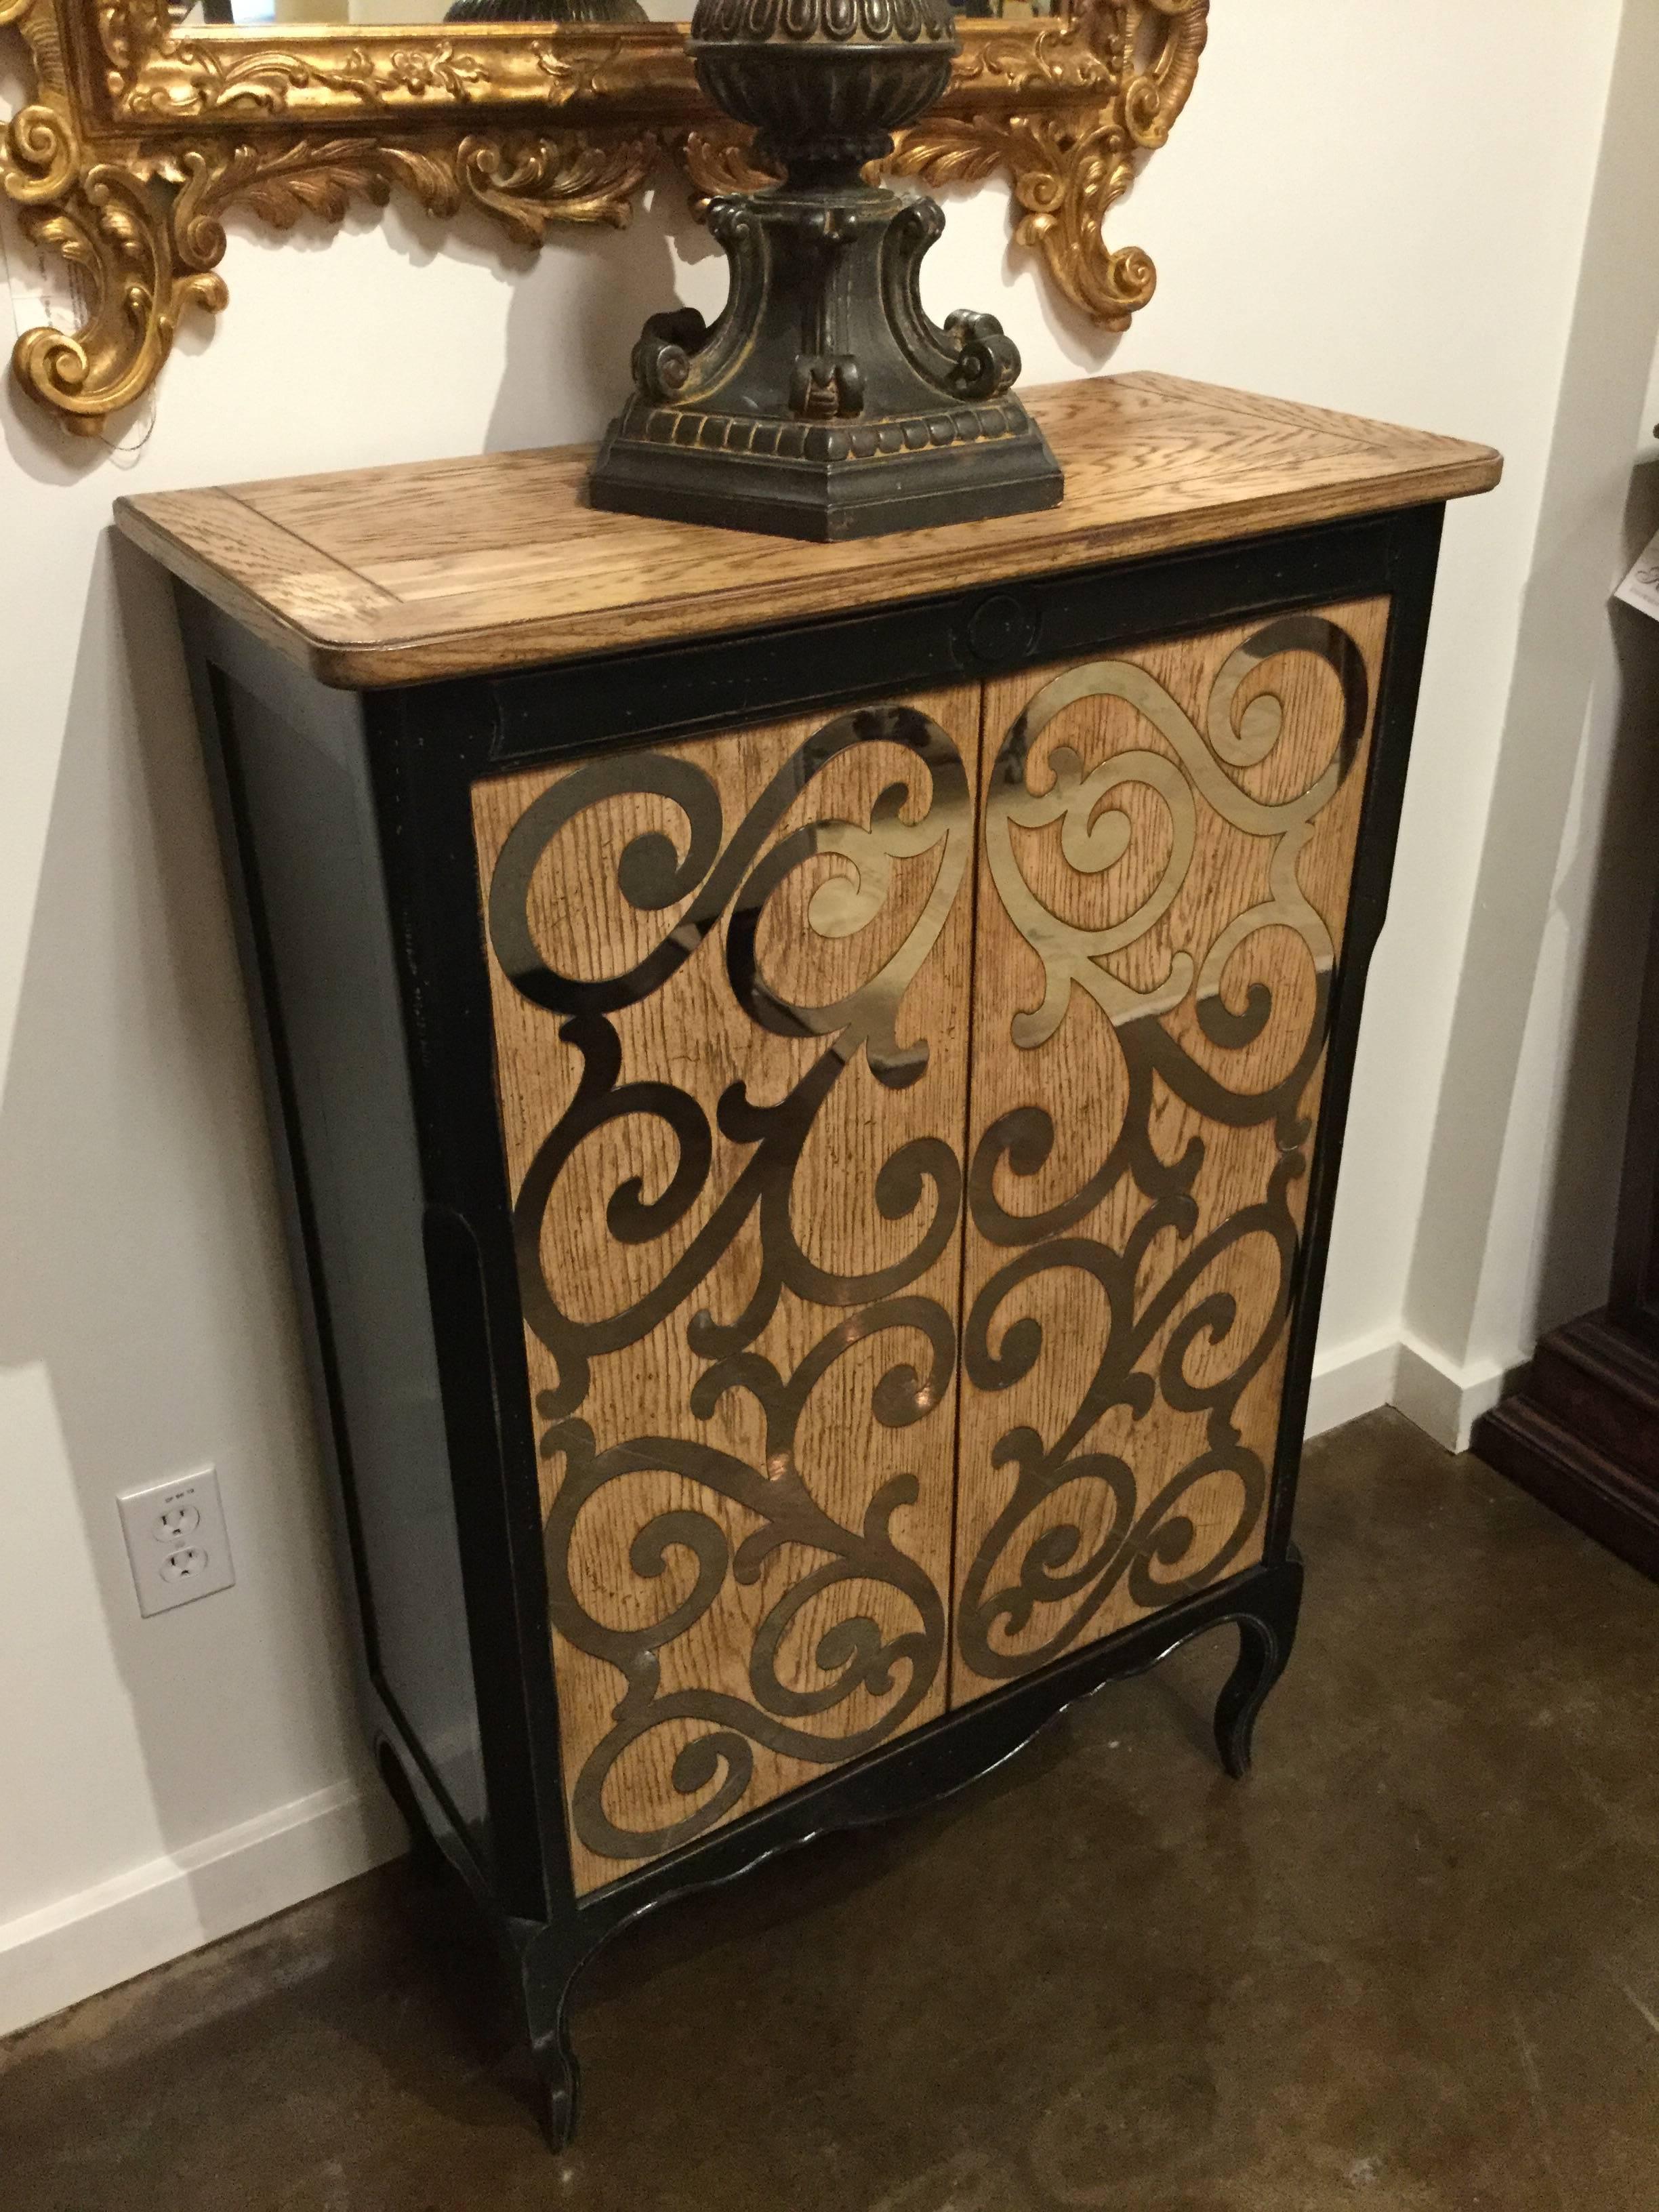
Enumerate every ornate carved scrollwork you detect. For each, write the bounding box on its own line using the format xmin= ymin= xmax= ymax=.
xmin=0 ymin=0 xmax=659 ymax=434
xmin=891 ymin=0 xmax=1206 ymax=325
xmin=482 ymin=706 xmax=970 ymax=1875
xmin=955 ymin=618 xmax=1372 ymax=1682
xmin=2 ymin=0 xmax=1206 ymax=434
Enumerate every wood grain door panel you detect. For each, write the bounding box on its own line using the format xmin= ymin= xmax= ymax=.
xmin=949 ymin=602 xmax=1389 ymax=1706
xmin=472 ymin=693 xmax=982 ymax=1893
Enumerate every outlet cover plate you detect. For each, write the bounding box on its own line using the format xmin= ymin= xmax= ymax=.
xmin=118 ymin=1468 xmax=236 ymax=1617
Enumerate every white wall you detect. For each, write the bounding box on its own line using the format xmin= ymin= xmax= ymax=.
xmin=0 ymin=0 xmax=1641 ymax=2030
xmin=1400 ymin=0 xmax=1659 ymax=1443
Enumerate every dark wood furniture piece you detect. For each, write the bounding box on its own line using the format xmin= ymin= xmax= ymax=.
xmin=1474 ymin=851 xmax=1659 ymax=1579
xmin=115 ymin=375 xmax=1499 ymax=2145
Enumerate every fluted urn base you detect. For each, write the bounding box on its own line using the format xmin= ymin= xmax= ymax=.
xmin=589 ymin=183 xmax=1063 ymax=541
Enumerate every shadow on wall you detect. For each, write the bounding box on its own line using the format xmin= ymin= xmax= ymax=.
xmin=476 ymin=169 xmax=1112 ymax=457
xmin=0 ymin=533 xmax=368 ymax=1898
xmin=485 ymin=175 xmax=725 ymax=453
xmin=2 ymin=146 xmax=1097 ymax=480
xmin=1531 ymin=466 xmax=1659 ymax=1332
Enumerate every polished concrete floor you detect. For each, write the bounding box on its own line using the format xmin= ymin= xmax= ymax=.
xmin=7 ymin=1410 xmax=1659 ymax=2211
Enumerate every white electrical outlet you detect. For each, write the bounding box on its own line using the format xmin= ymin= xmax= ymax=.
xmin=118 ymin=1468 xmax=236 ymax=1618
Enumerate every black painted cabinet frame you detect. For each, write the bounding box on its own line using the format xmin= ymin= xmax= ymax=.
xmin=175 ymin=502 xmax=1443 ymax=2144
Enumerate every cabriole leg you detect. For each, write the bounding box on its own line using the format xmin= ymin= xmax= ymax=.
xmin=1213 ymin=1554 xmax=1305 ymax=1779
xmin=517 ymin=1933 xmax=584 ymax=2150
xmin=527 ymin=2028 xmax=579 ymax=2151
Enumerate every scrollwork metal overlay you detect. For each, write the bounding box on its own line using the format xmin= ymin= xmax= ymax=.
xmin=2 ymin=0 xmax=1206 ymax=434
xmin=987 ymin=616 xmax=1368 ymax=1051
xmin=540 ymin=1299 xmax=951 ymax=1860
xmin=956 ymin=616 xmax=1372 ymax=1685
xmin=483 ymin=704 xmax=969 ymax=1872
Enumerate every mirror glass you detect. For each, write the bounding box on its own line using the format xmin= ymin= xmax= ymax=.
xmin=179 ymin=0 xmax=1060 ymax=32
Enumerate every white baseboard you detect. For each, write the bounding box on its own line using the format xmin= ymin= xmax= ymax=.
xmin=0 ymin=1326 xmax=1522 ymax=2047
xmin=1303 ymin=1327 xmax=1521 ymax=1455
xmin=0 ymin=1778 xmax=405 ymax=2042
xmin=1391 ymin=1333 xmax=1520 ymax=1454
xmin=1303 ymin=1327 xmax=1402 ymax=1439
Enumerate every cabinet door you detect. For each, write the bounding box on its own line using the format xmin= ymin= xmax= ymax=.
xmin=951 ymin=602 xmax=1389 ymax=1706
xmin=472 ymin=693 xmax=981 ymax=1893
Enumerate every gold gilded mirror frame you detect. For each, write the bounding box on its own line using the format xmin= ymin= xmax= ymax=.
xmin=0 ymin=0 xmax=1206 ymax=437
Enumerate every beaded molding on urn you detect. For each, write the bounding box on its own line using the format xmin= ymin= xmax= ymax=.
xmin=613 ymin=392 xmax=1037 ymax=468
xmin=695 ymin=0 xmax=955 ymax=44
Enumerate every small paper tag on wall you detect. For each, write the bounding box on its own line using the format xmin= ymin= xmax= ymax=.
xmin=0 ymin=193 xmax=84 ymax=344
xmin=1616 ymin=528 xmax=1659 ymax=622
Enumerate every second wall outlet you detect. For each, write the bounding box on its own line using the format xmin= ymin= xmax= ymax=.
xmin=118 ymin=1468 xmax=236 ymax=1618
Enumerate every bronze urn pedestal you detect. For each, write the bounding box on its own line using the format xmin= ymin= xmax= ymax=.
xmin=588 ymin=0 xmax=1063 ymax=541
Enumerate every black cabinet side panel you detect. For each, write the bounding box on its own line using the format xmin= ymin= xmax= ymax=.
xmin=205 ymin=662 xmax=489 ymax=1853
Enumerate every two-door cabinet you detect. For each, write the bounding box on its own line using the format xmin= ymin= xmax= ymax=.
xmin=115 ymin=374 xmax=1500 ymax=2144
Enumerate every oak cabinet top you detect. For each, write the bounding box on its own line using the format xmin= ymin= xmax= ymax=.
xmin=113 ymin=373 xmax=1500 ymax=689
